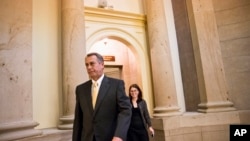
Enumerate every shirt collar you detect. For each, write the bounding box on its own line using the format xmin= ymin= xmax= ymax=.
xmin=92 ymin=74 xmax=104 ymax=86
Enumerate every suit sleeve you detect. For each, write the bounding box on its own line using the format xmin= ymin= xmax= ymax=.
xmin=114 ymin=80 xmax=132 ymax=140
xmin=142 ymin=100 xmax=152 ymax=127
xmin=72 ymin=86 xmax=83 ymax=141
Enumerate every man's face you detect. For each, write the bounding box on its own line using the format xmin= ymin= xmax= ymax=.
xmin=85 ymin=55 xmax=104 ymax=80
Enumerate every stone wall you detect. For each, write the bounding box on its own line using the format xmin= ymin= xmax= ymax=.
xmin=0 ymin=0 xmax=42 ymax=140
xmin=213 ymin=0 xmax=250 ymax=110
xmin=172 ymin=0 xmax=200 ymax=112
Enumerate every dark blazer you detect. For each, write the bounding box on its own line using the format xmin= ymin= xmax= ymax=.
xmin=137 ymin=99 xmax=152 ymax=130
xmin=72 ymin=76 xmax=132 ymax=141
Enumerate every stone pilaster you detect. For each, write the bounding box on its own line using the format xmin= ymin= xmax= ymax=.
xmin=186 ymin=0 xmax=236 ymax=112
xmin=58 ymin=0 xmax=88 ymax=129
xmin=145 ymin=0 xmax=183 ymax=117
xmin=0 ymin=0 xmax=42 ymax=140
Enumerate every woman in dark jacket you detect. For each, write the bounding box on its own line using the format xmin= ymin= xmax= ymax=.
xmin=127 ymin=84 xmax=154 ymax=141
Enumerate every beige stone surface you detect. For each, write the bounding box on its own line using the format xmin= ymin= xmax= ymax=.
xmin=145 ymin=0 xmax=181 ymax=117
xmin=58 ymin=0 xmax=88 ymax=129
xmin=18 ymin=128 xmax=72 ymax=141
xmin=151 ymin=111 xmax=250 ymax=141
xmin=0 ymin=0 xmax=42 ymax=140
xmin=214 ymin=0 xmax=250 ymax=110
xmin=186 ymin=0 xmax=235 ymax=113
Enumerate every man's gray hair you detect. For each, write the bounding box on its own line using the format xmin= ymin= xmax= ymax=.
xmin=86 ymin=52 xmax=104 ymax=63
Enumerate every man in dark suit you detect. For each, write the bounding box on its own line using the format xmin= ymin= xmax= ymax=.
xmin=72 ymin=52 xmax=132 ymax=141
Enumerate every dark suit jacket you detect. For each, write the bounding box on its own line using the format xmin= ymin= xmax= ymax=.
xmin=137 ymin=100 xmax=152 ymax=130
xmin=72 ymin=76 xmax=132 ymax=141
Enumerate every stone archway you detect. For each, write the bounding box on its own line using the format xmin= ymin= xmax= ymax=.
xmin=84 ymin=6 xmax=154 ymax=114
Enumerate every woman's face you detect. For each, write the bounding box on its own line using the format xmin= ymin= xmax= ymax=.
xmin=130 ymin=87 xmax=139 ymax=99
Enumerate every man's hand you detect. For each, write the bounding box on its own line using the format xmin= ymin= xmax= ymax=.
xmin=112 ymin=137 xmax=122 ymax=141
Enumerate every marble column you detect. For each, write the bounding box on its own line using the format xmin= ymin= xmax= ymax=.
xmin=186 ymin=0 xmax=236 ymax=112
xmin=58 ymin=0 xmax=88 ymax=129
xmin=145 ymin=0 xmax=183 ymax=117
xmin=0 ymin=0 xmax=42 ymax=140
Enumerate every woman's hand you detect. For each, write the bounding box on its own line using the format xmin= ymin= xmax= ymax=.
xmin=149 ymin=126 xmax=155 ymax=137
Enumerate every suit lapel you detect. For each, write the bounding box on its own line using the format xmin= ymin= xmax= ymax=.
xmin=85 ymin=81 xmax=94 ymax=112
xmin=93 ymin=76 xmax=110 ymax=115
